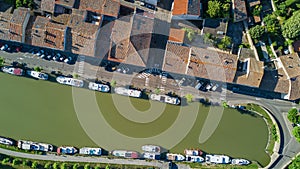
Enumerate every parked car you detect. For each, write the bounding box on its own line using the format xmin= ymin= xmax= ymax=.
xmin=64 ymin=57 xmax=73 ymax=64
xmin=195 ymin=81 xmax=203 ymax=90
xmin=46 ymin=54 xmax=53 ymax=60
xmin=211 ymin=84 xmax=219 ymax=91
xmin=145 ymin=3 xmax=156 ymax=10
xmin=1 ymin=44 xmax=8 ymax=51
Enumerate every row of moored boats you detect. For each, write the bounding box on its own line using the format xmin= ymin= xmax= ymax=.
xmin=0 ymin=136 xmax=249 ymax=165
xmin=1 ymin=66 xmax=180 ymax=105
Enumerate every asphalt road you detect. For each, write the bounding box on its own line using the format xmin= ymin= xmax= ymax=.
xmin=0 ymin=49 xmax=300 ymax=168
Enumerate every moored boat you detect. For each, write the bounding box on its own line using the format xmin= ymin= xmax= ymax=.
xmin=166 ymin=153 xmax=185 ymax=161
xmin=0 ymin=137 xmax=14 ymax=146
xmin=149 ymin=94 xmax=180 ymax=105
xmin=57 ymin=146 xmax=78 ymax=155
xmin=143 ymin=152 xmax=160 ymax=160
xmin=17 ymin=140 xmax=53 ymax=152
xmin=184 ymin=149 xmax=203 ymax=156
xmin=88 ymin=82 xmax=110 ymax=93
xmin=186 ymin=155 xmax=204 ymax=163
xmin=111 ymin=150 xmax=139 ymax=159
xmin=79 ymin=147 xmax=102 ymax=156
xmin=205 ymin=154 xmax=231 ymax=164
xmin=26 ymin=70 xmax=48 ymax=80
xmin=114 ymin=87 xmax=142 ymax=98
xmin=1 ymin=66 xmax=23 ymax=76
xmin=231 ymin=158 xmax=250 ymax=165
xmin=56 ymin=76 xmax=84 ymax=88
xmin=141 ymin=145 xmax=161 ymax=153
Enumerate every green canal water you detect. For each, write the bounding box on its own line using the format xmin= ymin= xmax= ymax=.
xmin=0 ymin=73 xmax=270 ymax=166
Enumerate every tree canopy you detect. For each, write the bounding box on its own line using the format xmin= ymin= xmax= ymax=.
xmin=282 ymin=11 xmax=300 ymax=39
xmin=289 ymin=155 xmax=300 ymax=169
xmin=249 ymin=25 xmax=265 ymax=39
xmin=292 ymin=126 xmax=300 ymax=143
xmin=288 ymin=108 xmax=299 ymax=124
xmin=263 ymin=14 xmax=280 ymax=35
xmin=207 ymin=0 xmax=222 ymax=18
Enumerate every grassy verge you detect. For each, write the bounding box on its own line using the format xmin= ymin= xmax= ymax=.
xmin=0 ymin=153 xmax=159 ymax=169
xmin=243 ymin=104 xmax=278 ymax=155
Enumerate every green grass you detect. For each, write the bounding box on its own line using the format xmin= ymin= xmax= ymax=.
xmin=285 ymin=0 xmax=299 ymax=7
xmin=0 ymin=73 xmax=270 ymax=166
xmin=244 ymin=104 xmax=278 ymax=155
xmin=265 ymin=45 xmax=275 ymax=59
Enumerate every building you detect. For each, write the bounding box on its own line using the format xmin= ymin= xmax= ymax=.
xmin=187 ymin=47 xmax=238 ymax=83
xmin=162 ymin=42 xmax=190 ymax=74
xmin=234 ymin=58 xmax=264 ymax=87
xmin=9 ymin=7 xmax=31 ymax=43
xmin=79 ymin=0 xmax=120 ymax=18
xmin=172 ymin=0 xmax=202 ymax=20
xmin=202 ymin=19 xmax=228 ymax=39
xmin=232 ymin=0 xmax=248 ymax=22
xmin=168 ymin=28 xmax=185 ymax=44
xmin=0 ymin=12 xmax=13 ymax=40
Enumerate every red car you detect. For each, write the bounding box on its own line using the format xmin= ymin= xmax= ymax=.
xmin=15 ymin=46 xmax=22 ymax=52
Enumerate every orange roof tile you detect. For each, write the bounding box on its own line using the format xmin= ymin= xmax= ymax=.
xmin=168 ymin=28 xmax=185 ymax=43
xmin=172 ymin=0 xmax=188 ymax=15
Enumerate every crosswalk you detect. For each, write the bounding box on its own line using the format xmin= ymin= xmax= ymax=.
xmin=137 ymin=72 xmax=151 ymax=79
xmin=77 ymin=55 xmax=85 ymax=75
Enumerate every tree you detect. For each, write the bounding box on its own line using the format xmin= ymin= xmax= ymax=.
xmin=292 ymin=126 xmax=300 ymax=143
xmin=95 ymin=165 xmax=101 ymax=169
xmin=288 ymin=108 xmax=299 ymax=124
xmin=73 ymin=73 xmax=79 ymax=79
xmin=289 ymin=155 xmax=300 ymax=169
xmin=263 ymin=14 xmax=280 ymax=35
xmin=221 ymin=36 xmax=232 ymax=47
xmin=34 ymin=66 xmax=42 ymax=72
xmin=73 ymin=163 xmax=80 ymax=169
xmin=182 ymin=28 xmax=196 ymax=42
xmin=110 ymin=80 xmax=116 ymax=88
xmin=252 ymin=5 xmax=262 ymax=16
xmin=185 ymin=94 xmax=193 ymax=103
xmin=0 ymin=57 xmax=4 ymax=66
xmin=207 ymin=0 xmax=221 ymax=18
xmin=249 ymin=25 xmax=265 ymax=39
xmin=105 ymin=165 xmax=110 ymax=169
xmin=204 ymin=33 xmax=213 ymax=44
xmin=282 ymin=11 xmax=300 ymax=39
xmin=222 ymin=101 xmax=229 ymax=108
xmin=1 ymin=158 xmax=10 ymax=165
xmin=16 ymin=0 xmax=23 ymax=8
xmin=84 ymin=164 xmax=90 ymax=169
xmin=12 ymin=158 xmax=21 ymax=166
xmin=31 ymin=161 xmax=38 ymax=169
xmin=154 ymin=88 xmax=161 ymax=94
xmin=44 ymin=162 xmax=52 ymax=169
xmin=60 ymin=162 xmax=67 ymax=169
xmin=53 ymin=162 xmax=59 ymax=169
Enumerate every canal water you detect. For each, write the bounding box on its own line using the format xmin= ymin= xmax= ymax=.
xmin=0 ymin=73 xmax=270 ymax=166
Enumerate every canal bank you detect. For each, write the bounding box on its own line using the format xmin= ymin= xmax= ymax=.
xmin=0 ymin=72 xmax=270 ymax=166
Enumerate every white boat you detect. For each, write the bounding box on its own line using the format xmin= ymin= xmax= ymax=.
xmin=88 ymin=82 xmax=110 ymax=93
xmin=0 ymin=137 xmax=14 ymax=146
xmin=114 ymin=87 xmax=142 ymax=98
xmin=149 ymin=94 xmax=180 ymax=105
xmin=166 ymin=153 xmax=185 ymax=161
xmin=111 ymin=150 xmax=139 ymax=159
xmin=56 ymin=76 xmax=84 ymax=88
xmin=1 ymin=66 xmax=23 ymax=76
xmin=141 ymin=145 xmax=161 ymax=153
xmin=205 ymin=154 xmax=231 ymax=164
xmin=184 ymin=149 xmax=203 ymax=156
xmin=231 ymin=158 xmax=250 ymax=165
xmin=57 ymin=146 xmax=78 ymax=154
xmin=186 ymin=155 xmax=204 ymax=163
xmin=26 ymin=70 xmax=48 ymax=80
xmin=143 ymin=152 xmax=160 ymax=160
xmin=79 ymin=147 xmax=102 ymax=156
xmin=17 ymin=140 xmax=53 ymax=152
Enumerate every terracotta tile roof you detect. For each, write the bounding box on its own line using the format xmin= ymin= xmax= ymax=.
xmin=0 ymin=12 xmax=12 ymax=40
xmin=187 ymin=0 xmax=201 ymax=16
xmin=55 ymin=0 xmax=77 ymax=8
xmin=187 ymin=47 xmax=238 ymax=82
xmin=293 ymin=40 xmax=300 ymax=53
xmin=280 ymin=53 xmax=300 ymax=78
xmin=259 ymin=68 xmax=289 ymax=94
xmin=9 ymin=8 xmax=30 ymax=42
xmin=163 ymin=43 xmax=190 ymax=74
xmin=110 ymin=16 xmax=132 ymax=60
xmin=51 ymin=14 xmax=71 ymax=25
xmin=233 ymin=0 xmax=248 ymax=22
xmin=130 ymin=14 xmax=154 ymax=65
xmin=44 ymin=21 xmax=67 ymax=50
xmin=253 ymin=15 xmax=261 ymax=23
xmin=41 ymin=0 xmax=55 ymax=13
xmin=124 ymin=41 xmax=146 ymax=67
xmin=102 ymin=0 xmax=120 ymax=18
xmin=31 ymin=16 xmax=49 ymax=47
xmin=79 ymin=0 xmax=120 ymax=17
xmin=168 ymin=28 xmax=185 ymax=43
xmin=290 ymin=76 xmax=300 ymax=100
xmin=172 ymin=0 xmax=188 ymax=15
xmin=234 ymin=58 xmax=264 ymax=87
